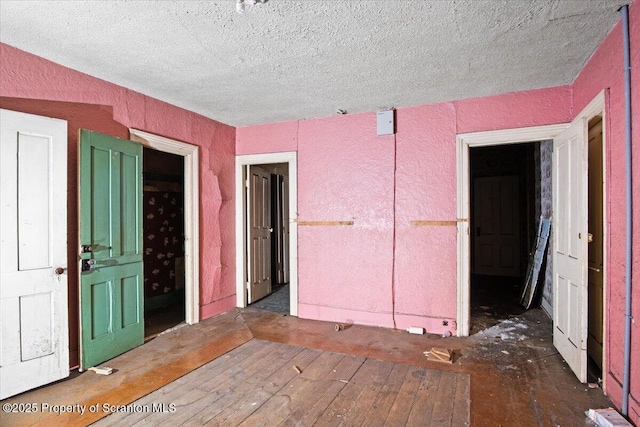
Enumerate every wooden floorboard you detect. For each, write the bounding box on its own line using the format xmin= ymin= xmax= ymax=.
xmin=451 ymin=371 xmax=471 ymax=427
xmin=93 ymin=339 xmax=470 ymax=427
xmin=100 ymin=339 xmax=271 ymax=427
xmin=362 ymin=362 xmax=410 ymax=427
xmin=383 ymin=364 xmax=426 ymax=426
xmin=430 ymin=370 xmax=459 ymax=426
xmin=406 ymin=364 xmax=442 ymax=425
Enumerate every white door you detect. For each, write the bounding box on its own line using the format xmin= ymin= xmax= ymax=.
xmin=552 ymin=117 xmax=588 ymax=382
xmin=247 ymin=166 xmax=272 ymax=303
xmin=0 ymin=109 xmax=69 ymax=399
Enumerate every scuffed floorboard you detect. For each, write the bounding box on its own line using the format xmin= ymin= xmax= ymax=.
xmin=93 ymin=339 xmax=470 ymax=426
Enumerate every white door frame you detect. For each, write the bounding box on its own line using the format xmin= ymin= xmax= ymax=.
xmin=456 ymin=92 xmax=606 ymax=339
xmin=455 ymin=123 xmax=569 ymax=337
xmin=129 ymin=128 xmax=200 ymax=325
xmin=235 ymin=152 xmax=298 ymax=316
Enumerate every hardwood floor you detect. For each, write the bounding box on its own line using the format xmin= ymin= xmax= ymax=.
xmin=93 ymin=339 xmax=470 ymax=426
xmin=1 ymin=307 xmax=612 ymax=427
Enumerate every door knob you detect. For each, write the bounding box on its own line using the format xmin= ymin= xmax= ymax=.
xmin=55 ymin=267 xmax=66 ymax=275
xmin=81 ymin=259 xmax=96 ymax=272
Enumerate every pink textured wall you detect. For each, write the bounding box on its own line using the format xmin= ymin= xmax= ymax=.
xmin=573 ymin=3 xmax=639 ymax=422
xmin=236 ymin=120 xmax=298 ymax=155
xmin=297 ymin=114 xmax=396 ymax=326
xmin=237 ymin=85 xmax=573 ymax=334
xmin=393 ymin=103 xmax=458 ymax=331
xmin=0 ymin=43 xmax=237 ymax=368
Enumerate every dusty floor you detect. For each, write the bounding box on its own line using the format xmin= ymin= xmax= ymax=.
xmin=0 ymin=303 xmax=613 ymax=426
xmin=92 ymin=339 xmax=470 ymax=426
xmin=243 ymin=307 xmax=612 ymax=427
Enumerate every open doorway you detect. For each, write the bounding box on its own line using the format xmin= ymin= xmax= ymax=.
xmin=244 ymin=163 xmax=290 ymax=313
xmin=130 ymin=128 xmax=200 ymax=327
xmin=142 ymin=148 xmax=186 ymax=339
xmin=587 ymin=115 xmax=604 ymax=384
xmin=457 ymin=93 xmax=607 ymax=386
xmin=236 ymin=152 xmax=298 ymax=317
xmin=469 ymin=143 xmax=537 ymax=334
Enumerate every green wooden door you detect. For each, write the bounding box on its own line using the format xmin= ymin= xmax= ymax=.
xmin=79 ymin=130 xmax=144 ymax=370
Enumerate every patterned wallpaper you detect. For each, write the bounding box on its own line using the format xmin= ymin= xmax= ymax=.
xmin=539 ymin=140 xmax=553 ymax=313
xmin=143 ymin=188 xmax=184 ymax=299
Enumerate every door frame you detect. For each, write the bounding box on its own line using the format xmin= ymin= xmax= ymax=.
xmin=235 ymin=152 xmax=298 ymax=316
xmin=129 ymin=128 xmax=200 ymax=325
xmin=455 ymin=92 xmax=606 ymax=375
xmin=456 ymin=124 xmax=569 ymax=337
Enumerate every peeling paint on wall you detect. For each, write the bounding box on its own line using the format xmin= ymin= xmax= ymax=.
xmin=0 ymin=43 xmax=236 ymax=368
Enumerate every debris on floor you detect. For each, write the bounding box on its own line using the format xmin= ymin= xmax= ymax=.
xmin=425 ymin=347 xmax=454 ymax=364
xmin=585 ymin=408 xmax=633 ymax=426
xmin=88 ymin=366 xmax=113 ymax=375
xmin=474 ymin=318 xmax=529 ymax=341
xmin=335 ymin=323 xmax=345 ymax=331
xmin=407 ymin=326 xmax=425 ymax=335
xmin=293 ymin=365 xmax=302 ymax=374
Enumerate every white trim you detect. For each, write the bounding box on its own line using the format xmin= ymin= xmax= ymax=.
xmin=129 ymin=128 xmax=200 ymax=325
xmin=236 ymin=152 xmax=298 ymax=316
xmin=455 ymin=123 xmax=569 ymax=336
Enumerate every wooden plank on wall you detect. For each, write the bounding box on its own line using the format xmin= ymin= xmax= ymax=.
xmin=411 ymin=220 xmax=457 ymax=227
xmin=297 ymin=221 xmax=354 ymax=226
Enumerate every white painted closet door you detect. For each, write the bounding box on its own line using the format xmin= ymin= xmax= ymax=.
xmin=552 ymin=117 xmax=588 ymax=383
xmin=0 ymin=109 xmax=69 ymax=399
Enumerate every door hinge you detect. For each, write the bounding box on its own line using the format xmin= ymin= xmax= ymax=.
xmin=245 ymin=179 xmax=250 ymax=188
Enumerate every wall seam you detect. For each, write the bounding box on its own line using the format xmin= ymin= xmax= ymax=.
xmin=391 ymin=132 xmax=397 ymax=329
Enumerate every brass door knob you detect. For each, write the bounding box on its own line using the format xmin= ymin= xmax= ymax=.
xmin=55 ymin=267 xmax=66 ymax=275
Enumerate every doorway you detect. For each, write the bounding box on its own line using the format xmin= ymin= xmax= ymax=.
xmin=129 ymin=128 xmax=200 ymax=326
xmin=456 ymin=92 xmax=607 ymax=386
xmin=469 ymin=144 xmax=536 ymax=334
xmin=587 ymin=115 xmax=604 ymax=383
xmin=456 ymin=124 xmax=568 ymax=336
xmin=236 ymin=152 xmax=298 ymax=316
xmin=245 ymin=163 xmax=291 ymax=313
xmin=142 ymin=148 xmax=186 ymax=339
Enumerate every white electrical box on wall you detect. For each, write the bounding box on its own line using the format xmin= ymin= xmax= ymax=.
xmin=377 ymin=110 xmax=395 ymax=135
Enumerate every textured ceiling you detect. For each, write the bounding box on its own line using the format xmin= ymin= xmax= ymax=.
xmin=0 ymin=0 xmax=627 ymax=126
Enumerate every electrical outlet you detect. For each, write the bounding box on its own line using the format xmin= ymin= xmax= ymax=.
xmin=442 ymin=320 xmax=448 ymax=326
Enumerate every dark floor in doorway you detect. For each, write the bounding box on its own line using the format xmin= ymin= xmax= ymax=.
xmin=145 ymin=302 xmax=185 ymax=339
xmin=250 ymin=283 xmax=289 ymax=313
xmin=470 ymin=274 xmax=527 ymax=335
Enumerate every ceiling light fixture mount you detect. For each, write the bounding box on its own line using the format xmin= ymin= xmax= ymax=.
xmin=236 ymin=0 xmax=268 ymax=14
